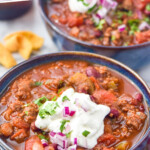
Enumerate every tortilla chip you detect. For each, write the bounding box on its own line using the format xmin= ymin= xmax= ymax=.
xmin=17 ymin=35 xmax=32 ymax=60
xmin=4 ymin=35 xmax=20 ymax=52
xmin=0 ymin=43 xmax=16 ymax=68
xmin=4 ymin=31 xmax=44 ymax=50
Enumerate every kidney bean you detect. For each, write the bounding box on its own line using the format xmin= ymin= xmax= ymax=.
xmin=94 ymin=30 xmax=102 ymax=38
xmin=110 ymin=109 xmax=120 ymax=117
xmin=86 ymin=66 xmax=100 ymax=78
xmin=133 ymin=92 xmax=143 ymax=102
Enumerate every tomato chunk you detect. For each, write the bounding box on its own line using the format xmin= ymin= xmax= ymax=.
xmin=25 ymin=135 xmax=44 ymax=150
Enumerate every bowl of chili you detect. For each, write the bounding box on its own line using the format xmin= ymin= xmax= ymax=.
xmin=0 ymin=52 xmax=149 ymax=150
xmin=39 ymin=0 xmax=150 ymax=70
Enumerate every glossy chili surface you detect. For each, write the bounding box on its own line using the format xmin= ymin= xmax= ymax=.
xmin=0 ymin=60 xmax=148 ymax=150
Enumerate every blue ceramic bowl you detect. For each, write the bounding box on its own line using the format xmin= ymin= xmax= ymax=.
xmin=38 ymin=0 xmax=150 ymax=70
xmin=0 ymin=0 xmax=33 ymax=20
xmin=0 ymin=52 xmax=150 ymax=150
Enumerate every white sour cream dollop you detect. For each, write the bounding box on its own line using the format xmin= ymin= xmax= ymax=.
xmin=35 ymin=88 xmax=110 ymax=149
xmin=68 ymin=0 xmax=97 ymax=13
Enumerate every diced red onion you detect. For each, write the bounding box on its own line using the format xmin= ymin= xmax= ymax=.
xmin=139 ymin=21 xmax=150 ymax=31
xmin=41 ymin=139 xmax=49 ymax=147
xmin=58 ymin=132 xmax=66 ymax=136
xmin=104 ymin=16 xmax=112 ymax=25
xmin=50 ymin=131 xmax=56 ymax=137
xmin=118 ymin=24 xmax=126 ymax=32
xmin=69 ymin=111 xmax=76 ymax=116
xmin=67 ymin=145 xmax=77 ymax=150
xmin=101 ymin=0 xmax=118 ymax=10
xmin=63 ymin=107 xmax=70 ymax=117
xmin=96 ymin=7 xmax=108 ymax=19
xmin=74 ymin=138 xmax=77 ymax=145
xmin=57 ymin=146 xmax=64 ymax=150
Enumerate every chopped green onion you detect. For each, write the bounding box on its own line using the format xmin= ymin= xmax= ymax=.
xmin=111 ymin=35 xmax=116 ymax=41
xmin=25 ymin=111 xmax=28 ymax=116
xmin=77 ymin=0 xmax=89 ymax=6
xmin=34 ymin=96 xmax=49 ymax=106
xmin=24 ymin=103 xmax=29 ymax=107
xmin=66 ymin=131 xmax=72 ymax=138
xmin=51 ymin=96 xmax=57 ymax=101
xmin=146 ymin=4 xmax=150 ymax=11
xmin=97 ymin=19 xmax=106 ymax=30
xmin=62 ymin=96 xmax=70 ymax=102
xmin=38 ymin=102 xmax=59 ymax=118
xmin=88 ymin=4 xmax=97 ymax=13
xmin=128 ymin=19 xmax=140 ymax=35
xmin=32 ymin=81 xmax=42 ymax=86
xmin=82 ymin=130 xmax=90 ymax=137
xmin=144 ymin=17 xmax=150 ymax=24
xmin=38 ymin=135 xmax=49 ymax=141
xmin=60 ymin=120 xmax=70 ymax=133
xmin=58 ymin=89 xmax=62 ymax=94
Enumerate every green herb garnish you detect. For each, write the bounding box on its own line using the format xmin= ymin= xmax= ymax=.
xmin=88 ymin=4 xmax=97 ymax=13
xmin=24 ymin=103 xmax=29 ymax=107
xmin=97 ymin=19 xmax=106 ymax=30
xmin=51 ymin=96 xmax=57 ymax=101
xmin=128 ymin=19 xmax=140 ymax=35
xmin=60 ymin=120 xmax=70 ymax=132
xmin=77 ymin=0 xmax=89 ymax=6
xmin=38 ymin=102 xmax=60 ymax=118
xmin=32 ymin=81 xmax=42 ymax=86
xmin=82 ymin=130 xmax=90 ymax=137
xmin=66 ymin=131 xmax=72 ymax=138
xmin=62 ymin=96 xmax=70 ymax=102
xmin=25 ymin=111 xmax=28 ymax=116
xmin=38 ymin=135 xmax=49 ymax=141
xmin=34 ymin=96 xmax=49 ymax=106
xmin=144 ymin=17 xmax=150 ymax=24
xmin=111 ymin=35 xmax=116 ymax=41
xmin=146 ymin=4 xmax=150 ymax=11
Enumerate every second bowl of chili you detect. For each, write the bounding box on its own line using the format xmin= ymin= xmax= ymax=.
xmin=39 ymin=0 xmax=150 ymax=70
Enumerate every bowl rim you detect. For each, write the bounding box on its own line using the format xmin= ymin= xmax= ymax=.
xmin=0 ymin=51 xmax=150 ymax=150
xmin=38 ymin=0 xmax=150 ymax=50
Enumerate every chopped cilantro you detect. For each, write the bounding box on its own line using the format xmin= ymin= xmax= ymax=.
xmin=34 ymin=96 xmax=49 ymax=106
xmin=128 ymin=19 xmax=140 ymax=35
xmin=111 ymin=35 xmax=116 ymax=41
xmin=60 ymin=120 xmax=70 ymax=132
xmin=25 ymin=111 xmax=28 ymax=116
xmin=97 ymin=19 xmax=106 ymax=30
xmin=62 ymin=96 xmax=70 ymax=102
xmin=32 ymin=81 xmax=42 ymax=86
xmin=38 ymin=102 xmax=59 ymax=119
xmin=88 ymin=4 xmax=97 ymax=13
xmin=51 ymin=96 xmax=57 ymax=101
xmin=116 ymin=10 xmax=132 ymax=19
xmin=82 ymin=130 xmax=90 ymax=137
xmin=144 ymin=17 xmax=150 ymax=24
xmin=38 ymin=135 xmax=49 ymax=141
xmin=24 ymin=103 xmax=29 ymax=107
xmin=77 ymin=0 xmax=89 ymax=6
xmin=146 ymin=4 xmax=150 ymax=11
xmin=118 ymin=20 xmax=123 ymax=24
xmin=66 ymin=131 xmax=72 ymax=138
xmin=58 ymin=89 xmax=62 ymax=94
